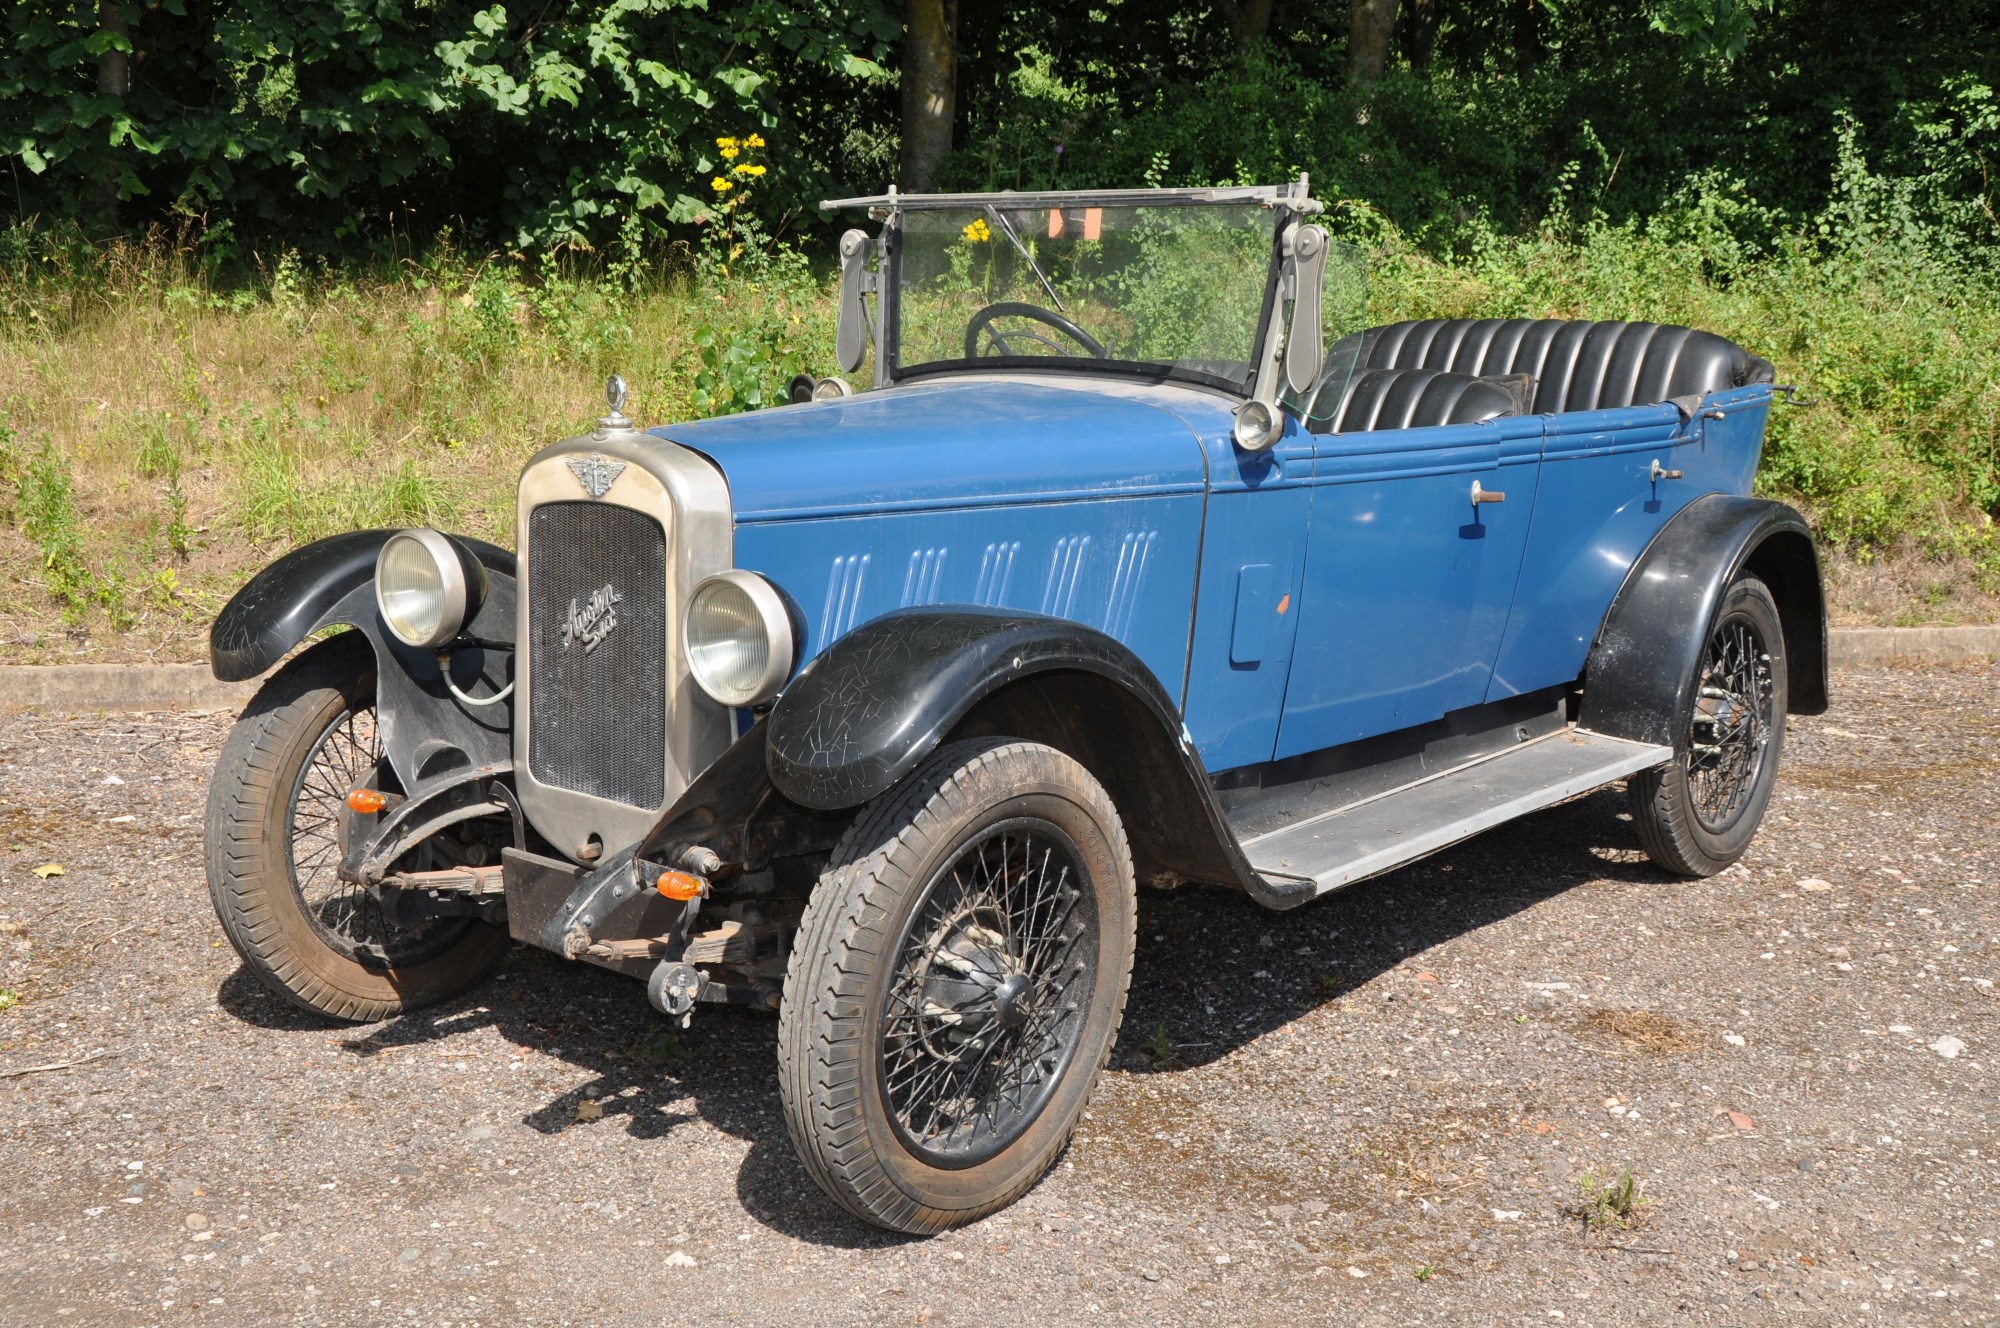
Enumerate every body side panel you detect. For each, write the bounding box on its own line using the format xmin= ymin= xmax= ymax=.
xmin=729 ymin=494 xmax=1203 ymax=700
xmin=1179 ymin=417 xmax=1316 ymax=771
xmin=699 ymin=374 xmax=1222 ymax=747
xmin=1488 ymin=387 xmax=1773 ymax=700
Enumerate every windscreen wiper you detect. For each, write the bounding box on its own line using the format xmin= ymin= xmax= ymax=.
xmin=984 ymin=204 xmax=1066 ymax=313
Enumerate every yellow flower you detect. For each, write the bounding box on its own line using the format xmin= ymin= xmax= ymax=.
xmin=745 ymin=133 xmax=765 ymax=148
xmin=711 ymin=176 xmax=733 ymax=193
xmin=715 ymin=136 xmax=738 ymax=150
xmin=961 ymin=217 xmax=991 ymax=244
xmin=720 ymin=144 xmax=740 ymax=160
xmin=733 ymin=162 xmax=766 ymax=177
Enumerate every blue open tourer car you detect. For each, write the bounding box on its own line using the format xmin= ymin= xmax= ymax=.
xmin=203 ymin=180 xmax=1826 ymax=1233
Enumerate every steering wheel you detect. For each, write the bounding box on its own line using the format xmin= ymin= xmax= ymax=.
xmin=964 ymin=302 xmax=1109 ymax=360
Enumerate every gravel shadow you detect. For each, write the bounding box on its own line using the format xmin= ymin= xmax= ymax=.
xmin=217 ymin=936 xmax=894 ymax=1244
xmin=208 ymin=781 xmax=1662 ymax=1247
xmin=1113 ymin=785 xmax=1665 ymax=1071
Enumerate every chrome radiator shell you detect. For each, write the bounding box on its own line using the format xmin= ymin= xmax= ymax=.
xmin=513 ymin=431 xmax=733 ymax=861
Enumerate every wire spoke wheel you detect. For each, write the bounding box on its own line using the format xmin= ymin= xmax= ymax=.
xmin=206 ymin=632 xmax=509 ymax=1022
xmin=879 ymin=821 xmax=1096 ymax=1168
xmin=1628 ymin=573 xmax=1789 ymax=878
xmin=778 ymin=739 xmax=1136 ymax=1233
xmin=1685 ymin=615 xmax=1775 ymax=834
xmin=286 ymin=701 xmax=463 ymax=968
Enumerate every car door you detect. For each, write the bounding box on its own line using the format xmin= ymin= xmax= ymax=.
xmin=1274 ymin=413 xmax=1544 ymax=757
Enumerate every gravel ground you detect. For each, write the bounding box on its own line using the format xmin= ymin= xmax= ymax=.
xmin=1 ymin=663 xmax=1995 ymax=1327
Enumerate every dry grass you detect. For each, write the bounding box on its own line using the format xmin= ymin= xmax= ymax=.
xmin=1 ymin=227 xmax=1994 ymax=665
xmin=1824 ymin=543 xmax=2000 ymax=627
xmin=1582 ymin=1008 xmax=1701 ymax=1055
xmin=0 ymin=236 xmax=835 ymax=662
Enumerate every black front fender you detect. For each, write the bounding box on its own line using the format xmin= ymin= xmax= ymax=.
xmin=766 ymin=608 xmax=1188 ymax=811
xmin=764 ymin=607 xmax=1274 ymax=900
xmin=210 ymin=530 xmax=520 ymax=792
xmin=209 ymin=529 xmax=516 ymax=682
xmin=1581 ymin=494 xmax=1829 ymax=747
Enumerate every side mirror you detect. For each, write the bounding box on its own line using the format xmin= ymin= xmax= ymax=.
xmin=835 ymin=229 xmax=873 ymax=373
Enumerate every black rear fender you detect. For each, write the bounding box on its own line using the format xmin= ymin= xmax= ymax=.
xmin=1581 ymin=494 xmax=1829 ymax=747
xmin=209 ymin=530 xmax=519 ymax=791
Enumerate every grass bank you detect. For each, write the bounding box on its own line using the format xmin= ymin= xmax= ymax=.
xmin=0 ymin=219 xmax=1995 ymax=665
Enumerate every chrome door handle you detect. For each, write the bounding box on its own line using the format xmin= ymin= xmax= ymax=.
xmin=1470 ymin=481 xmax=1505 ymax=505
xmin=1650 ymin=458 xmax=1684 ymax=482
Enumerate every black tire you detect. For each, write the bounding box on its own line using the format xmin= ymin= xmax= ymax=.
xmin=777 ymin=738 xmax=1137 ymax=1234
xmin=204 ymin=633 xmax=510 ymax=1022
xmin=1629 ymin=573 xmax=1788 ymax=876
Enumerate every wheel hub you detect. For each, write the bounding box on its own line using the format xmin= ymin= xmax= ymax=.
xmin=918 ymin=920 xmax=1035 ymax=1046
xmin=1687 ymin=617 xmax=1774 ymax=832
xmin=990 ymin=973 xmax=1032 ymax=1030
xmin=879 ymin=823 xmax=1096 ymax=1167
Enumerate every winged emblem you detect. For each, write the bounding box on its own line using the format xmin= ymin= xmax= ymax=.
xmin=566 ymin=453 xmax=626 ymax=500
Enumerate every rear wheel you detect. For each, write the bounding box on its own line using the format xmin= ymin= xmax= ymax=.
xmin=204 ymin=633 xmax=509 ymax=1022
xmin=778 ymin=739 xmax=1137 ymax=1233
xmin=1629 ymin=574 xmax=1788 ymax=876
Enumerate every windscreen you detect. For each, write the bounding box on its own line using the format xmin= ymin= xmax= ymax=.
xmin=893 ymin=202 xmax=1279 ymax=390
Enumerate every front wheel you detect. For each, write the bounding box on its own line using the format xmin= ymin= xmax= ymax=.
xmin=777 ymin=739 xmax=1137 ymax=1233
xmin=1629 ymin=573 xmax=1788 ymax=876
xmin=204 ymin=633 xmax=510 ymax=1022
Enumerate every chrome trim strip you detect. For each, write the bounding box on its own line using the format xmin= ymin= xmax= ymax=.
xmin=514 ymin=430 xmax=734 ymax=862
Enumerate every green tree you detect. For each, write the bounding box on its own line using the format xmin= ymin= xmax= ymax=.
xmin=1 ymin=1 xmax=897 ymax=248
xmin=901 ymin=0 xmax=958 ymax=191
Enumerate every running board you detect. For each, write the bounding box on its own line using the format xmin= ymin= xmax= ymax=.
xmin=1236 ymin=729 xmax=1670 ymax=908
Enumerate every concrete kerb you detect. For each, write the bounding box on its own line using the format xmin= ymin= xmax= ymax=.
xmin=1825 ymin=626 xmax=2000 ymax=668
xmin=1 ymin=626 xmax=1996 ymax=714
xmin=0 ymin=663 xmax=254 ymax=714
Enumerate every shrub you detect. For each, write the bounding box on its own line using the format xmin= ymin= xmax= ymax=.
xmin=16 ymin=439 xmax=94 ymax=620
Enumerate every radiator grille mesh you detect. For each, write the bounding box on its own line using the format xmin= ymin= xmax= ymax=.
xmin=526 ymin=501 xmax=668 ymax=809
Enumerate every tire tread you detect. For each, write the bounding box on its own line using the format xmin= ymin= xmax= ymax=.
xmin=203 ymin=634 xmax=506 ymax=1023
xmin=776 ymin=739 xmax=1135 ymax=1234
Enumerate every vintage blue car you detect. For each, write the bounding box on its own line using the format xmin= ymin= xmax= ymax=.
xmin=204 ymin=180 xmax=1827 ymax=1233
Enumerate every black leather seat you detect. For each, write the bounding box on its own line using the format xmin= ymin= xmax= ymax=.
xmin=1356 ymin=318 xmax=1774 ymax=414
xmin=1325 ymin=367 xmax=1521 ymax=432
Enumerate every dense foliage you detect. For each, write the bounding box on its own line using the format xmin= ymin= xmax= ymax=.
xmin=3 ymin=1 xmax=1993 ymax=261
xmin=951 ymin=1 xmax=1997 ymax=261
xmin=1 ymin=1 xmax=898 ymax=249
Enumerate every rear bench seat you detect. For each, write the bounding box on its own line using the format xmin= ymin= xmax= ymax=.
xmin=1308 ymin=318 xmax=1776 ymax=433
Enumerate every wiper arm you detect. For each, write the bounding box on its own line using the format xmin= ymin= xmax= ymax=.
xmin=984 ymin=204 xmax=1065 ymax=313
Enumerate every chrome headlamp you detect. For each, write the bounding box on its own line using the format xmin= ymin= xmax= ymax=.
xmin=375 ymin=529 xmax=486 ymax=649
xmin=684 ymin=570 xmax=795 ymax=708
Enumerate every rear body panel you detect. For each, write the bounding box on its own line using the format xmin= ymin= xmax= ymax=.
xmin=1490 ymin=388 xmax=1772 ymax=699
